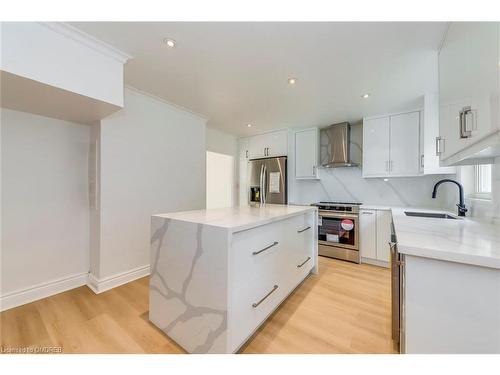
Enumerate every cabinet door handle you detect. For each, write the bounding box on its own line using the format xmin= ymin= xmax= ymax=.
xmin=420 ymin=154 xmax=424 ymax=168
xmin=252 ymin=241 xmax=278 ymax=255
xmin=297 ymin=257 xmax=311 ymax=268
xmin=435 ymin=136 xmax=445 ymax=155
xmin=297 ymin=226 xmax=311 ymax=233
xmin=361 ymin=211 xmax=374 ymax=215
xmin=459 ymin=106 xmax=474 ymax=139
xmin=252 ymin=285 xmax=279 ymax=308
xmin=246 ymin=150 xmax=248 ymax=158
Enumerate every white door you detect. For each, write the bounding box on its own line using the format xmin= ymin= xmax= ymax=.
xmin=206 ymin=151 xmax=234 ymax=209
xmin=359 ymin=209 xmax=377 ymax=260
xmin=390 ymin=111 xmax=421 ymax=176
xmin=362 ymin=117 xmax=390 ymax=177
xmin=295 ymin=128 xmax=318 ymax=179
xmin=238 ymin=138 xmax=249 ymax=206
xmin=376 ymin=210 xmax=391 ymax=263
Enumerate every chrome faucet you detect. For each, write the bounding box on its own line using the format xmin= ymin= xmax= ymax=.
xmin=432 ymin=179 xmax=468 ymax=217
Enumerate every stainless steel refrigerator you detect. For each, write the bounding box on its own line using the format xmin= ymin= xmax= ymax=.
xmin=247 ymin=156 xmax=287 ymax=205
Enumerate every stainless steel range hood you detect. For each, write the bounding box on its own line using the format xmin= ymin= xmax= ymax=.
xmin=320 ymin=122 xmax=359 ymax=168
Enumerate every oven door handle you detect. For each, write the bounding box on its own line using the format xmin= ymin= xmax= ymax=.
xmin=319 ymin=212 xmax=358 ymax=220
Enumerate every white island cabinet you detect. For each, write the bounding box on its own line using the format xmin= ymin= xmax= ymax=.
xmin=149 ymin=205 xmax=318 ymax=353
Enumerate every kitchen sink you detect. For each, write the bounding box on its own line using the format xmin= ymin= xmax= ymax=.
xmin=404 ymin=211 xmax=459 ymax=220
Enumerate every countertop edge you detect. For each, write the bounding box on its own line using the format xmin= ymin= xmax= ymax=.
xmin=152 ymin=205 xmax=318 ymax=233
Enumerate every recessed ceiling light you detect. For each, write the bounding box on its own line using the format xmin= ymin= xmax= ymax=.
xmin=287 ymin=77 xmax=297 ymax=85
xmin=246 ymin=123 xmax=252 ymax=128
xmin=362 ymin=93 xmax=371 ymax=99
xmin=163 ymin=38 xmax=176 ymax=48
xmin=384 ymin=178 xmax=389 ymax=182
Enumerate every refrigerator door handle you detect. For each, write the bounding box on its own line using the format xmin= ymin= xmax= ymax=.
xmin=263 ymin=164 xmax=267 ymax=204
xmin=259 ymin=164 xmax=264 ymax=203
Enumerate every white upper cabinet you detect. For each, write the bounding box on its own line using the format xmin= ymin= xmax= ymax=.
xmin=438 ymin=22 xmax=500 ymax=165
xmin=423 ymin=92 xmax=456 ymax=174
xmin=294 ymin=128 xmax=319 ymax=179
xmin=238 ymin=138 xmax=250 ymax=205
xmin=362 ymin=116 xmax=391 ymax=177
xmin=363 ymin=111 xmax=422 ymax=178
xmin=389 ymin=111 xmax=421 ymax=176
xmin=248 ymin=129 xmax=288 ymax=159
xmin=267 ymin=129 xmax=288 ymax=157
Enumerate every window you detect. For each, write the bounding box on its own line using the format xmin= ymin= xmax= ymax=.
xmin=473 ymin=164 xmax=492 ymax=199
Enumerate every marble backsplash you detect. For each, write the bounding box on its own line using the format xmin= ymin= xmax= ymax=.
xmin=290 ymin=167 xmax=457 ymax=209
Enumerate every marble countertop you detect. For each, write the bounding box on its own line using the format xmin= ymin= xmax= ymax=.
xmin=392 ymin=207 xmax=500 ymax=270
xmin=154 ymin=204 xmax=317 ymax=232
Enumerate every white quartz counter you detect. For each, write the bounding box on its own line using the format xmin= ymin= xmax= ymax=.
xmin=392 ymin=207 xmax=500 ymax=270
xmin=153 ymin=204 xmax=317 ymax=232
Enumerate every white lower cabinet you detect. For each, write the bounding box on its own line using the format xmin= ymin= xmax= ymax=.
xmin=404 ymin=255 xmax=500 ymax=353
xmin=359 ymin=209 xmax=377 ymax=259
xmin=359 ymin=208 xmax=391 ymax=267
xmin=228 ymin=212 xmax=316 ymax=352
xmin=375 ymin=210 xmax=391 ymax=262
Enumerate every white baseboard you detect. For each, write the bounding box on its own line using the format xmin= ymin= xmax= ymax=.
xmin=87 ymin=265 xmax=150 ymax=294
xmin=0 ymin=265 xmax=151 ymax=311
xmin=361 ymin=257 xmax=390 ymax=268
xmin=0 ymin=272 xmax=88 ymax=312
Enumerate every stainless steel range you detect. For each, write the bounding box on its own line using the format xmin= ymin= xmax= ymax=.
xmin=311 ymin=201 xmax=361 ymax=263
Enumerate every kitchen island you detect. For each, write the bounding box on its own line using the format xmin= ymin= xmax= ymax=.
xmin=149 ymin=204 xmax=318 ymax=353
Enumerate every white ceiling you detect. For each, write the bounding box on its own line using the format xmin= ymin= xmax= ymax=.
xmin=70 ymin=22 xmax=448 ymax=136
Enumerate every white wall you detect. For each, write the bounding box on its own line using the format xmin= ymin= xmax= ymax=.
xmin=206 ymin=127 xmax=238 ymax=207
xmin=1 ymin=108 xmax=90 ymax=295
xmin=94 ymin=88 xmax=207 ymax=280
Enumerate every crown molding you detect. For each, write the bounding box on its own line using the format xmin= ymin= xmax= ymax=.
xmin=124 ymin=85 xmax=209 ymax=121
xmin=39 ymin=22 xmax=133 ymax=64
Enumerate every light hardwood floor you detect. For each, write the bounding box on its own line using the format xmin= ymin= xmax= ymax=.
xmin=0 ymin=257 xmax=397 ymax=354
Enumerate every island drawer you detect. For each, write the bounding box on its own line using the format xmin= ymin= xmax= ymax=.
xmin=228 ymin=273 xmax=291 ymax=352
xmin=230 ymin=213 xmax=311 ymax=290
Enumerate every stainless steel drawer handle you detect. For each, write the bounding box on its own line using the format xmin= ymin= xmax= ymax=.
xmin=361 ymin=211 xmax=374 ymax=215
xmin=297 ymin=256 xmax=311 ymax=268
xmin=252 ymin=241 xmax=278 ymax=255
xmin=297 ymin=226 xmax=311 ymax=233
xmin=252 ymin=285 xmax=279 ymax=308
